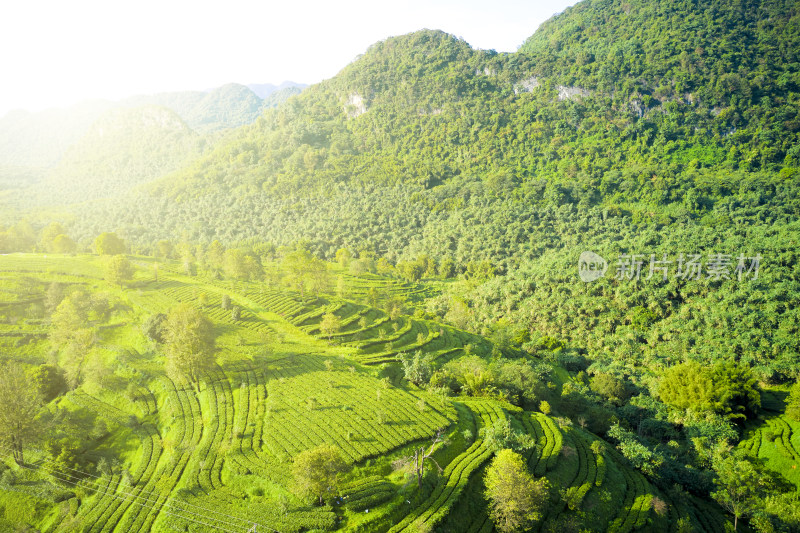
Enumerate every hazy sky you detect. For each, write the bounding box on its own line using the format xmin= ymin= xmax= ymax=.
xmin=1 ymin=0 xmax=580 ymax=116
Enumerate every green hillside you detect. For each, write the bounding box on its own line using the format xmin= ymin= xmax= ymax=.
xmin=37 ymin=106 xmax=203 ymax=204
xmin=0 ymin=82 xmax=303 ymax=179
xmin=0 ymin=252 xmax=732 ymax=532
xmin=0 ymin=101 xmax=116 ymax=171
xmin=177 ymin=83 xmax=264 ymax=133
xmin=0 ymin=0 xmax=799 ymax=531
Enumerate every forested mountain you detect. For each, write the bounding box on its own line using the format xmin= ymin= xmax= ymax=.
xmin=4 ymin=0 xmax=797 ymax=374
xmin=147 ymin=0 xmax=799 ymax=200
xmin=0 ymin=82 xmax=305 ymax=180
xmin=0 ymin=101 xmax=116 ymax=170
xmin=120 ymin=82 xmax=303 ymax=132
xmin=247 ymin=81 xmax=308 ymax=99
xmin=160 ymin=83 xmax=261 ymax=133
xmin=27 ymin=106 xmax=203 ymax=206
xmin=45 ymin=0 xmax=794 ymax=376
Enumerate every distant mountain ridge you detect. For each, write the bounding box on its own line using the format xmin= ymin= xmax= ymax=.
xmin=0 ymin=81 xmax=306 ymax=171
xmin=247 ymin=81 xmax=308 ymax=99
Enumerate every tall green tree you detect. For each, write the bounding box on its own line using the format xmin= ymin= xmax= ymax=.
xmin=155 ymin=239 xmax=173 ymax=259
xmin=163 ymin=303 xmax=215 ymax=388
xmin=481 ymin=419 xmax=535 ymax=453
xmin=142 ymin=313 xmax=167 ymax=343
xmin=712 ymin=448 xmax=784 ymax=531
xmin=45 ymin=282 xmax=65 ymax=313
xmin=335 ymin=248 xmax=352 ymax=267
xmin=0 ymin=362 xmax=44 ymax=464
xmin=485 ymin=449 xmax=549 ymax=533
xmin=397 ymin=260 xmax=425 ymax=283
xmin=223 ymin=248 xmax=263 ymax=280
xmin=292 ymin=444 xmax=348 ymax=504
xmin=658 ymin=361 xmax=760 ymax=421
xmin=399 ymin=350 xmax=434 ymax=386
xmin=39 ymin=222 xmax=66 ymax=252
xmin=27 ymin=365 xmax=67 ymax=403
xmin=590 ymin=372 xmax=630 ymax=405
xmin=52 ymin=234 xmax=77 ymax=254
xmin=283 ymin=248 xmax=329 ymax=296
xmin=104 ymin=254 xmax=135 ymax=286
xmin=50 ymin=292 xmax=96 ymax=388
xmin=205 ymin=240 xmax=225 ymax=272
xmin=93 ymin=232 xmax=126 ymax=255
xmin=319 ymin=312 xmax=342 ymax=341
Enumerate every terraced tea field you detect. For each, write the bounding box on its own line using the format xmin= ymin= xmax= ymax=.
xmin=0 ymin=254 xmax=729 ymax=532
xmin=740 ymin=410 xmax=800 ymax=488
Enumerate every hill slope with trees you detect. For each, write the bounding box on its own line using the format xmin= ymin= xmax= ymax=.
xmin=1 ymin=1 xmax=799 ymax=530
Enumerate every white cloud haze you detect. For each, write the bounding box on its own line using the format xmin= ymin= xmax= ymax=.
xmin=0 ymin=0 xmax=579 ymax=116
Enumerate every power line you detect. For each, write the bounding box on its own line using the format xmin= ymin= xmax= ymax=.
xmin=2 ymin=452 xmax=241 ymax=533
xmin=0 ymin=445 xmax=261 ymax=525
xmin=0 ymin=447 xmax=280 ymax=533
xmin=0 ymin=445 xmax=250 ymax=528
xmin=0 ymin=443 xmax=273 ymax=530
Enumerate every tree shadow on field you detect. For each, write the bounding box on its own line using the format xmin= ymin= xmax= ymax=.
xmin=761 ymin=389 xmax=789 ymax=413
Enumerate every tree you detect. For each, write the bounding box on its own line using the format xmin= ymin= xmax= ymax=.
xmin=659 ymin=361 xmax=715 ymax=411
xmin=319 ymin=312 xmax=341 ymax=341
xmin=39 ymin=222 xmax=66 ymax=251
xmin=8 ymin=220 xmax=36 ymax=251
xmin=155 ymin=239 xmax=173 ymax=259
xmin=0 ymin=362 xmax=43 ymax=464
xmin=439 ymin=257 xmax=456 ymax=278
xmin=142 ymin=313 xmax=167 ymax=343
xmin=45 ymin=282 xmax=65 ymax=313
xmin=393 ymin=429 xmax=447 ymax=487
xmin=50 ymin=292 xmax=95 ymax=388
xmin=93 ymin=232 xmax=126 ymax=255
xmin=481 ymin=418 xmax=535 ymax=453
xmin=539 ymin=400 xmax=552 ymax=415
xmin=607 ymin=424 xmax=664 ymax=476
xmin=399 ymin=350 xmax=434 ymax=386
xmin=659 ymin=361 xmax=760 ymax=421
xmin=223 ymin=248 xmax=263 ymax=280
xmin=397 ymin=260 xmax=425 ymax=283
xmin=52 ymin=234 xmax=77 ymax=254
xmin=61 ymin=330 xmax=96 ymax=388
xmin=335 ymin=247 xmax=352 ymax=267
xmin=711 ymin=362 xmax=761 ymax=421
xmin=292 ymin=444 xmax=348 ymax=504
xmin=205 ymin=240 xmax=225 ymax=272
xmin=283 ymin=248 xmax=329 ymax=296
xmin=28 ymin=365 xmax=68 ymax=403
xmin=176 ymin=241 xmax=196 ymax=275
xmin=376 ymin=257 xmax=395 ymax=276
xmin=590 ymin=372 xmax=630 ymax=404
xmin=712 ymin=448 xmax=784 ymax=530
xmin=163 ymin=304 xmax=215 ymax=388
xmin=485 ymin=449 xmax=549 ymax=533
xmin=104 ymin=255 xmax=134 ymax=286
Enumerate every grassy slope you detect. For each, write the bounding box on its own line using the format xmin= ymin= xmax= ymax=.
xmin=0 ymin=254 xmax=728 ymax=532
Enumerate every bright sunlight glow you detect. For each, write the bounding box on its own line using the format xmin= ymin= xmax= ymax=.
xmin=0 ymin=0 xmax=579 ymax=116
